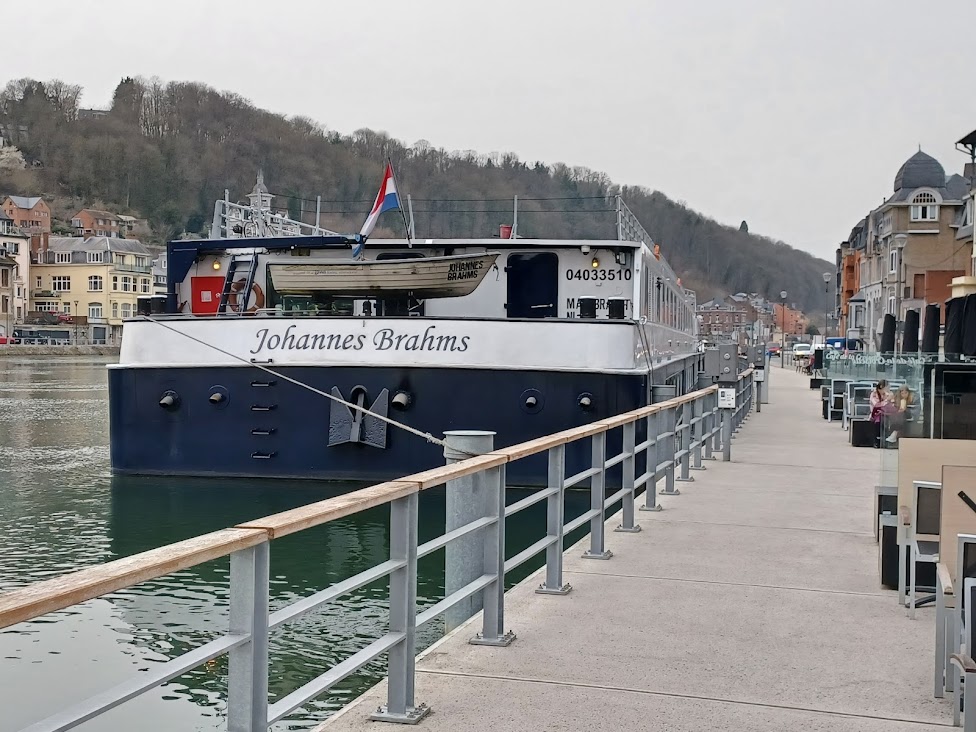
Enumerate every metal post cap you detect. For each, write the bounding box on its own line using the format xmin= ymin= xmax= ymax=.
xmin=443 ymin=430 xmax=497 ymax=461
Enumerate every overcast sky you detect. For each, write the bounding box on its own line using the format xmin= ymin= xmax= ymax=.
xmin=6 ymin=0 xmax=975 ymax=261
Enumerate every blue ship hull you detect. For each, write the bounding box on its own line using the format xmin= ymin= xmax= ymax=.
xmin=108 ymin=365 xmax=648 ymax=488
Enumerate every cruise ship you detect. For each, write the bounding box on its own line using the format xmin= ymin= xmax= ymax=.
xmin=108 ymin=178 xmax=701 ymax=487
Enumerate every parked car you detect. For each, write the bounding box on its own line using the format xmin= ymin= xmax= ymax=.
xmin=766 ymin=344 xmax=781 ymax=357
xmin=0 ymin=336 xmax=20 ymax=344
xmin=792 ymin=343 xmax=813 ymax=359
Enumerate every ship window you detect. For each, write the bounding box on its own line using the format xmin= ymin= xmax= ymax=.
xmin=506 ymin=252 xmax=557 ymax=318
xmin=376 ymin=251 xmax=425 ymax=260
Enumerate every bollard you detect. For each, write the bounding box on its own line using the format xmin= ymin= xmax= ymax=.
xmin=443 ymin=430 xmax=496 ymax=633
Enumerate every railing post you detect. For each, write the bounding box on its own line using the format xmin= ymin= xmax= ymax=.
xmin=711 ymin=393 xmax=721 ymax=456
xmin=640 ymin=411 xmax=663 ymax=512
xmin=676 ymin=403 xmax=695 ymax=483
xmin=615 ymin=421 xmax=641 ymax=533
xmin=228 ymin=542 xmax=270 ymax=732
xmin=471 ymin=465 xmax=516 ymax=646
xmin=703 ymin=393 xmax=715 ymax=461
xmin=722 ymin=403 xmax=733 ymax=461
xmin=660 ymin=407 xmax=680 ymax=496
xmin=582 ymin=431 xmax=612 ymax=559
xmin=537 ymin=445 xmax=572 ymax=594
xmin=372 ymin=492 xmax=430 ymax=723
xmin=691 ymin=397 xmax=704 ymax=471
xmin=733 ymin=382 xmax=742 ymax=433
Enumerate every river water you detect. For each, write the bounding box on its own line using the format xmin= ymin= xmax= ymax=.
xmin=0 ymin=357 xmax=586 ymax=731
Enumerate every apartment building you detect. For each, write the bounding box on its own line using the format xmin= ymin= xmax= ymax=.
xmin=773 ymin=302 xmax=807 ymax=338
xmin=850 ymin=150 xmax=971 ymax=348
xmin=1 ymin=196 xmax=51 ymax=234
xmin=697 ymin=301 xmax=747 ymax=339
xmin=0 ymin=254 xmax=14 ymax=338
xmin=836 ymin=219 xmax=867 ymax=336
xmin=151 ymin=254 xmax=167 ymax=296
xmin=30 ymin=236 xmax=153 ymax=342
xmin=957 ymin=129 xmax=976 ymax=278
xmin=0 ymin=211 xmax=29 ymax=323
xmin=71 ymin=208 xmax=121 ymax=238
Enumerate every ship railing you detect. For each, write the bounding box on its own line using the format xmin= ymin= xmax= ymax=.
xmin=0 ymin=370 xmax=756 ymax=731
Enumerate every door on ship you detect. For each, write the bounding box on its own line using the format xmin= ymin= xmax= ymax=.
xmin=505 ymin=252 xmax=558 ymax=318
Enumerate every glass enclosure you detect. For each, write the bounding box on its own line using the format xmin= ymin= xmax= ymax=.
xmin=821 ymin=353 xmax=976 ymax=488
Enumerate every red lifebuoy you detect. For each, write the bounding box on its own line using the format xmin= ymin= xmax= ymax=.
xmin=227 ymin=279 xmax=266 ymax=314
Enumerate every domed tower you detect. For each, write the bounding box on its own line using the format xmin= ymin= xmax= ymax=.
xmin=893 ymin=150 xmax=946 ymax=193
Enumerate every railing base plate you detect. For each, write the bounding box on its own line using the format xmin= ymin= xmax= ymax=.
xmin=614 ymin=524 xmax=642 ymax=533
xmin=676 ymin=477 xmax=696 ymax=483
xmin=690 ymin=466 xmax=706 ymax=471
xmin=639 ymin=504 xmax=663 ymax=512
xmin=581 ymin=550 xmax=613 ymax=560
xmin=536 ymin=583 xmax=572 ymax=595
xmin=370 ymin=703 xmax=432 ymax=725
xmin=660 ymin=489 xmax=681 ymax=496
xmin=470 ymin=630 xmax=516 ymax=647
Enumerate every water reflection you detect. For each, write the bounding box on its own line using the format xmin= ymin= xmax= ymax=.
xmin=1 ymin=357 xmax=588 ymax=730
xmin=107 ymin=475 xmax=586 ymax=727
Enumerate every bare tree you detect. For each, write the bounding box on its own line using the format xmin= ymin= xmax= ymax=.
xmin=45 ymin=80 xmax=82 ymax=122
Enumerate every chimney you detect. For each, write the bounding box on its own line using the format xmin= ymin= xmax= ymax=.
xmin=30 ymin=232 xmax=49 ymax=263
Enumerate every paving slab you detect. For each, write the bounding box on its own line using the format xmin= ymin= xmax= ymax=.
xmin=326 ymin=675 xmax=949 ymax=732
xmin=318 ymin=368 xmax=951 ymax=731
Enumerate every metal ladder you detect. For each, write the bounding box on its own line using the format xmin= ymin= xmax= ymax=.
xmin=217 ymin=254 xmax=259 ymax=314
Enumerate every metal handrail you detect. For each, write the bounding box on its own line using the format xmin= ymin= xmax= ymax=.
xmin=0 ymin=369 xmax=756 ymax=731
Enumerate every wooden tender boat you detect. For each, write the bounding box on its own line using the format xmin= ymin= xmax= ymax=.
xmin=267 ymin=251 xmax=500 ymax=298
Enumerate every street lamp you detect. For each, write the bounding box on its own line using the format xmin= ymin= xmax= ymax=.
xmin=822 ymin=272 xmax=831 ymax=342
xmin=780 ymin=290 xmax=787 ymax=368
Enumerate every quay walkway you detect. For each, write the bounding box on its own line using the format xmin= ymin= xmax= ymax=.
xmin=322 ymin=367 xmax=947 ymax=731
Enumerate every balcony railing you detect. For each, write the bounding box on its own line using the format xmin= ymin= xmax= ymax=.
xmin=112 ymin=263 xmax=151 ymax=274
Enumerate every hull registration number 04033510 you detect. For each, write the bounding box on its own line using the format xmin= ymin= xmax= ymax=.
xmin=565 ymin=268 xmax=632 ymax=282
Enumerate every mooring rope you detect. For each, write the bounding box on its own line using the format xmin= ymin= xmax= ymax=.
xmin=138 ymin=316 xmax=465 ymax=452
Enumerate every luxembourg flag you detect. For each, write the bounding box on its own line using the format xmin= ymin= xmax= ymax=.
xmin=356 ymin=163 xmax=400 ymax=256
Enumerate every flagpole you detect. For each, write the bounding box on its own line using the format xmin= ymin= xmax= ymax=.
xmin=388 ymin=157 xmax=413 ymax=248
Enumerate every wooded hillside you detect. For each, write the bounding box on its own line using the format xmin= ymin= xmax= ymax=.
xmin=0 ymin=77 xmax=832 ymax=313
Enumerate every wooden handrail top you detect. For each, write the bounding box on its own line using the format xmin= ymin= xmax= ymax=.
xmin=402 ymin=452 xmax=510 ymax=490
xmin=237 ymin=481 xmax=420 ymax=540
xmin=0 ymin=528 xmax=267 ymax=631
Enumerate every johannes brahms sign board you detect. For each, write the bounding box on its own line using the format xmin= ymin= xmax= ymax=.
xmin=118 ymin=318 xmax=641 ymax=373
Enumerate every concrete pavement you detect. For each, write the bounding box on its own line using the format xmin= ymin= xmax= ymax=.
xmin=320 ymin=367 xmax=951 ymax=731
